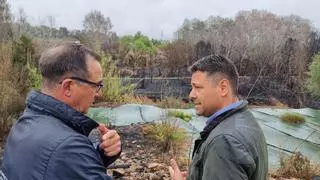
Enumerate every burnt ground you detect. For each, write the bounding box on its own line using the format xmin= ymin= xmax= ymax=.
xmin=108 ymin=124 xmax=190 ymax=180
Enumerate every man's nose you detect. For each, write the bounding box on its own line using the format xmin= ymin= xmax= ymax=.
xmin=189 ymin=89 xmax=196 ymax=101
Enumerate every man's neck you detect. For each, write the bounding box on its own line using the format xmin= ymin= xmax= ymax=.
xmin=41 ymin=88 xmax=67 ymax=106
xmin=219 ymin=96 xmax=239 ymax=110
xmin=41 ymin=88 xmax=56 ymax=98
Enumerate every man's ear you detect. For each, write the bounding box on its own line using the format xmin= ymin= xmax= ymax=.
xmin=61 ymin=79 xmax=73 ymax=97
xmin=219 ymin=79 xmax=229 ymax=97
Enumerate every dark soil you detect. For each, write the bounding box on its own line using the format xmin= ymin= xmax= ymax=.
xmin=108 ymin=124 xmax=190 ymax=180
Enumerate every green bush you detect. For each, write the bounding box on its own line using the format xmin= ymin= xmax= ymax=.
xmin=154 ymin=98 xmax=194 ymax=109
xmin=0 ymin=43 xmax=26 ymax=138
xmin=12 ymin=35 xmax=41 ymax=90
xmin=307 ymin=53 xmax=320 ymax=97
xmin=120 ymin=32 xmax=157 ymax=55
xmin=27 ymin=62 xmax=42 ymax=89
xmin=168 ymin=110 xmax=192 ymax=122
xmin=280 ymin=112 xmax=305 ymax=124
xmin=142 ymin=119 xmax=188 ymax=152
xmin=100 ymin=53 xmax=135 ymax=103
xmin=12 ymin=35 xmax=34 ymax=65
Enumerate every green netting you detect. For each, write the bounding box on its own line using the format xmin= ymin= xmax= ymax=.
xmin=86 ymin=108 xmax=113 ymax=124
xmin=88 ymin=104 xmax=166 ymax=126
xmin=87 ymin=105 xmax=320 ymax=168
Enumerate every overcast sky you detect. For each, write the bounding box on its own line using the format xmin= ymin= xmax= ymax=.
xmin=7 ymin=0 xmax=320 ymax=39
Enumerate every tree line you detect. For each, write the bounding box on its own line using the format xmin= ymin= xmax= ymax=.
xmin=1 ymin=0 xmax=319 ymax=108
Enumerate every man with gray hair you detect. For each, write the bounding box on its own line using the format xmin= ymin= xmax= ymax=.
xmin=169 ymin=55 xmax=268 ymax=180
xmin=2 ymin=43 xmax=121 ymax=179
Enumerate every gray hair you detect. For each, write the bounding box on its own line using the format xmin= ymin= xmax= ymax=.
xmin=39 ymin=43 xmax=101 ymax=84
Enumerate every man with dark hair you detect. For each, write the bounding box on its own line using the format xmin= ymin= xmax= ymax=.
xmin=169 ymin=55 xmax=268 ymax=180
xmin=2 ymin=43 xmax=121 ymax=179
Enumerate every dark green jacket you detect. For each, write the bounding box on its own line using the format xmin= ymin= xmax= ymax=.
xmin=188 ymin=101 xmax=268 ymax=180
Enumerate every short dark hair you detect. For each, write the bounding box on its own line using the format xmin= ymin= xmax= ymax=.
xmin=39 ymin=43 xmax=101 ymax=83
xmin=189 ymin=54 xmax=239 ymax=95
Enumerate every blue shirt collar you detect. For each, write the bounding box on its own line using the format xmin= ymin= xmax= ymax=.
xmin=206 ymin=100 xmax=243 ymax=125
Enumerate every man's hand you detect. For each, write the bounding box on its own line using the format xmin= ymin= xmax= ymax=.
xmin=98 ymin=124 xmax=121 ymax=157
xmin=168 ymin=159 xmax=188 ymax=180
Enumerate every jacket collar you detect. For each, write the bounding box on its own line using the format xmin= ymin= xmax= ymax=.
xmin=201 ymin=100 xmax=248 ymax=138
xmin=26 ymin=90 xmax=98 ymax=136
xmin=192 ymin=100 xmax=248 ymax=157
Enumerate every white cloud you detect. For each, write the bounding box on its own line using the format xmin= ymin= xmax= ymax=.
xmin=7 ymin=0 xmax=320 ymax=39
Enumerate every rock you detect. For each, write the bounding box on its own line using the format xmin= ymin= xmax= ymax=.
xmin=116 ymin=159 xmax=125 ymax=164
xmin=148 ymin=163 xmax=161 ymax=169
xmin=112 ymin=169 xmax=125 ymax=177
xmin=148 ymin=173 xmax=161 ymax=180
xmin=134 ymin=165 xmax=145 ymax=172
